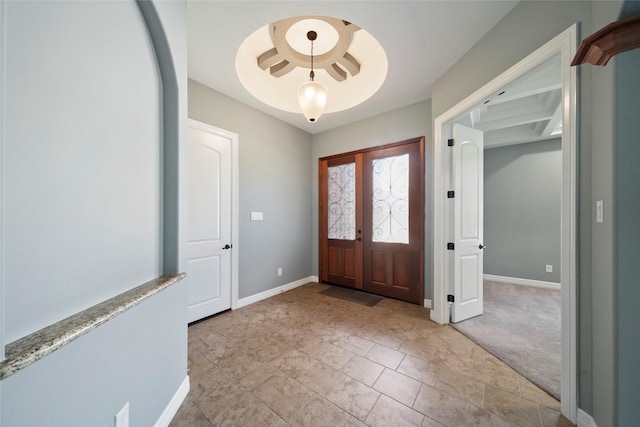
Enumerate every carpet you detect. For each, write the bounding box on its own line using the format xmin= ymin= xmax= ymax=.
xmin=452 ymin=279 xmax=561 ymax=400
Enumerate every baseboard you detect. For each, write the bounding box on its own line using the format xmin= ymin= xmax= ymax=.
xmin=154 ymin=375 xmax=190 ymax=427
xmin=423 ymin=299 xmax=432 ymax=309
xmin=577 ymin=408 xmax=597 ymax=427
xmin=483 ymin=274 xmax=561 ymax=290
xmin=237 ymin=276 xmax=318 ymax=308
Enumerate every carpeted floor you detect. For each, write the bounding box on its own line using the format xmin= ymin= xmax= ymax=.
xmin=452 ymin=280 xmax=561 ymax=400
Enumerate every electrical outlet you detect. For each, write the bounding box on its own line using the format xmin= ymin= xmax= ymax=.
xmin=115 ymin=402 xmax=129 ymax=427
xmin=546 ymin=265 xmax=553 ymax=273
xmin=277 ymin=267 xmax=283 ymax=276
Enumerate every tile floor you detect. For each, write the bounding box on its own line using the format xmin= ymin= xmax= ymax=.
xmin=170 ymin=282 xmax=573 ymax=427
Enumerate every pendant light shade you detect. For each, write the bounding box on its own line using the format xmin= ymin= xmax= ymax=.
xmin=297 ymin=30 xmax=328 ymax=122
xmin=297 ymin=80 xmax=328 ymax=122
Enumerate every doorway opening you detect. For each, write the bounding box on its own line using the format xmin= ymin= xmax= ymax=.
xmin=319 ymin=137 xmax=425 ymax=304
xmin=432 ymin=25 xmax=577 ymax=422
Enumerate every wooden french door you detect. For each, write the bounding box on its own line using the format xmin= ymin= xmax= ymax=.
xmin=319 ymin=137 xmax=424 ymax=304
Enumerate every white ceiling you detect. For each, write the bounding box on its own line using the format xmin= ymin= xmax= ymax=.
xmin=187 ymin=1 xmax=520 ymax=134
xmin=456 ymin=54 xmax=563 ymax=148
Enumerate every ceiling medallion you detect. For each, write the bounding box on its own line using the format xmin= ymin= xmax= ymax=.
xmin=258 ymin=16 xmax=361 ymax=83
xmin=236 ymin=15 xmax=388 ymax=117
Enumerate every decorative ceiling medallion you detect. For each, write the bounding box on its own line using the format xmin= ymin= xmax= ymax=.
xmin=236 ymin=15 xmax=388 ymax=115
xmin=258 ymin=16 xmax=361 ymax=82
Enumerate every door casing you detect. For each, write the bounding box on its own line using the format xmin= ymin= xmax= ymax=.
xmin=432 ymin=25 xmax=577 ymax=421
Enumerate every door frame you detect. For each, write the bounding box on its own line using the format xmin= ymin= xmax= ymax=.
xmin=318 ymin=137 xmax=425 ymax=304
xmin=431 ymin=25 xmax=577 ymax=421
xmin=187 ymin=119 xmax=239 ymax=311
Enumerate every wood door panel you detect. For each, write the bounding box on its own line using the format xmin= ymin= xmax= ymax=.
xmin=328 ymin=245 xmax=343 ymax=276
xmin=343 ymin=247 xmax=356 ymax=277
xmin=371 ymin=251 xmax=387 ymax=283
xmin=320 ymin=138 xmax=424 ymax=302
xmin=362 ymin=138 xmax=424 ymax=304
xmin=327 ymin=240 xmax=357 ymax=287
xmin=392 ymin=252 xmax=410 ymax=288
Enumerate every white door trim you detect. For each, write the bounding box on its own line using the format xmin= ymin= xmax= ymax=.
xmin=432 ymin=25 xmax=577 ymax=422
xmin=0 ymin=0 xmax=7 ymax=361
xmin=187 ymin=119 xmax=239 ymax=312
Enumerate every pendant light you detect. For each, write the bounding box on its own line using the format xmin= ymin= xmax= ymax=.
xmin=297 ymin=30 xmax=328 ymax=122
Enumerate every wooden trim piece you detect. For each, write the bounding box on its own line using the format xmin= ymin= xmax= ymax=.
xmin=318 ymin=137 xmax=424 ymax=162
xmin=571 ymin=14 xmax=640 ymax=66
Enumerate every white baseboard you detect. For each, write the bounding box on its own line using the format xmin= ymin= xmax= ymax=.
xmin=423 ymin=299 xmax=432 ymax=309
xmin=483 ymin=274 xmax=560 ymax=290
xmin=154 ymin=375 xmax=190 ymax=427
xmin=237 ymin=276 xmax=318 ymax=308
xmin=577 ymin=408 xmax=597 ymax=427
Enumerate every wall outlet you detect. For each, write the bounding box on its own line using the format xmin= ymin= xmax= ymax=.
xmin=115 ymin=402 xmax=129 ymax=427
xmin=546 ymin=265 xmax=553 ymax=273
xmin=277 ymin=267 xmax=282 ymax=276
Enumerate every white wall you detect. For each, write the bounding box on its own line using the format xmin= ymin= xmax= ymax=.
xmin=1 ymin=1 xmax=188 ymax=425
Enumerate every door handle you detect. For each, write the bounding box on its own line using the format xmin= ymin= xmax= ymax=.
xmin=222 ymin=244 xmax=232 ymax=250
xmin=479 ymin=244 xmax=486 ymax=250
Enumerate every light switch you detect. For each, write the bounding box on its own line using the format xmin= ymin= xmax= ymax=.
xmin=250 ymin=211 xmax=263 ymax=221
xmin=596 ymin=200 xmax=604 ymax=224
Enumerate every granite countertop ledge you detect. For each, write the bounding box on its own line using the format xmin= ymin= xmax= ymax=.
xmin=0 ymin=273 xmax=186 ymax=380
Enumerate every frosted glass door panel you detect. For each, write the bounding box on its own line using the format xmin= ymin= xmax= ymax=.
xmin=328 ymin=163 xmax=356 ymax=240
xmin=372 ymin=154 xmax=409 ymax=243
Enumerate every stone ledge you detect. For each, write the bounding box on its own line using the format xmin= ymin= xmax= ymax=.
xmin=0 ymin=273 xmax=186 ymax=380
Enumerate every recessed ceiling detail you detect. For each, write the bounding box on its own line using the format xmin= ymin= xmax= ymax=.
xmin=457 ymin=54 xmax=563 ymax=149
xmin=236 ymin=15 xmax=388 ymax=115
xmin=257 ymin=16 xmax=361 ymax=82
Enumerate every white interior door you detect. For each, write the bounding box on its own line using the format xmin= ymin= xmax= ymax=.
xmin=452 ymin=124 xmax=484 ymax=322
xmin=187 ymin=122 xmax=232 ymax=322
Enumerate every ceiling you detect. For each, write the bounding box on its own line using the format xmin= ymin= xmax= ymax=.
xmin=455 ymin=53 xmax=563 ymax=149
xmin=188 ymin=1 xmax=520 ymax=134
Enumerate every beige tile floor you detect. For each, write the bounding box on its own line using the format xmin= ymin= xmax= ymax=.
xmin=170 ymin=282 xmax=573 ymax=427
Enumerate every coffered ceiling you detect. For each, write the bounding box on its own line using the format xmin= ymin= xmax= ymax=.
xmin=456 ymin=54 xmax=563 ymax=148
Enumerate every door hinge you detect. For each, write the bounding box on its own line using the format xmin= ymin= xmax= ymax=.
xmin=447 ymin=138 xmax=455 ymax=147
xmin=447 ymin=294 xmax=455 ymax=302
xmin=447 ymin=191 xmax=455 ymax=198
xmin=447 ymin=242 xmax=455 ymax=250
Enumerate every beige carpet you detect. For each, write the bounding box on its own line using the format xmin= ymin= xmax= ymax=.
xmin=452 ymin=280 xmax=561 ymax=400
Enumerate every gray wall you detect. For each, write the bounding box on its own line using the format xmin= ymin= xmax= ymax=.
xmin=311 ymin=101 xmax=432 ymax=300
xmin=432 ymin=1 xmax=632 ymax=424
xmin=1 ymin=1 xmax=188 ymax=425
xmin=2 ymin=285 xmax=185 ymax=427
xmin=484 ymin=140 xmax=562 ymax=283
xmin=188 ymin=79 xmax=313 ymax=299
xmin=615 ymin=3 xmax=640 ymax=424
xmin=5 ymin=0 xmax=161 ymax=342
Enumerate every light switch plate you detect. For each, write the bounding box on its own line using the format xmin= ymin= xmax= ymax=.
xmin=250 ymin=211 xmax=263 ymax=221
xmin=596 ymin=200 xmax=604 ymax=223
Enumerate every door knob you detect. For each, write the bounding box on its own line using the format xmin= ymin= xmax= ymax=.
xmin=222 ymin=244 xmax=232 ymax=250
xmin=479 ymin=244 xmax=486 ymax=250
xmin=356 ymin=237 xmax=362 ymax=241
